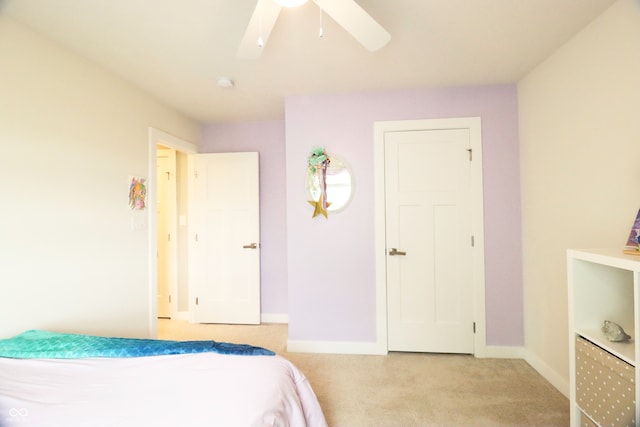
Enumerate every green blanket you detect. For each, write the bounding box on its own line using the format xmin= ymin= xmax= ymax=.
xmin=0 ymin=330 xmax=275 ymax=359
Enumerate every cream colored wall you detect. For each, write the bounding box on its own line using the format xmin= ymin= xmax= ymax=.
xmin=518 ymin=0 xmax=640 ymax=393
xmin=0 ymin=17 xmax=200 ymax=338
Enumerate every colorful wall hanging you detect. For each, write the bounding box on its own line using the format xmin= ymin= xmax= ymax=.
xmin=307 ymin=147 xmax=331 ymax=218
xmin=128 ymin=176 xmax=147 ymax=210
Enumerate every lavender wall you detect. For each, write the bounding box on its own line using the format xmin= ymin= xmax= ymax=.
xmin=201 ymin=120 xmax=288 ymax=316
xmin=285 ymin=85 xmax=523 ymax=346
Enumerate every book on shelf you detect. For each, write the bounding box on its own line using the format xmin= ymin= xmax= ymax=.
xmin=624 ymin=208 xmax=640 ymax=256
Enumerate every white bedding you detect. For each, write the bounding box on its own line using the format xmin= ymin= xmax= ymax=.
xmin=0 ymin=352 xmax=328 ymax=427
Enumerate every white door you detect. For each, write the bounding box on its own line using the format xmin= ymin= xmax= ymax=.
xmin=191 ymin=152 xmax=260 ymax=324
xmin=156 ymin=148 xmax=176 ymax=318
xmin=385 ymin=128 xmax=474 ymax=353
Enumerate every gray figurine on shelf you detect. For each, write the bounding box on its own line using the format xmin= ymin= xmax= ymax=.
xmin=602 ymin=320 xmax=631 ymax=342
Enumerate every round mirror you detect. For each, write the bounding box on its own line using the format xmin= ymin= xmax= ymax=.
xmin=306 ymin=154 xmax=353 ymax=213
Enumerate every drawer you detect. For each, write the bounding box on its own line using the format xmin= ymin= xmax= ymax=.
xmin=576 ymin=336 xmax=635 ymax=427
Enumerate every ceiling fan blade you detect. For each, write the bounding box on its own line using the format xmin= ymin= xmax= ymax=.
xmin=237 ymin=0 xmax=282 ymax=59
xmin=313 ymin=0 xmax=390 ymax=51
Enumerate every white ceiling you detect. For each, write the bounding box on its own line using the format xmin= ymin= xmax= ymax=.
xmin=1 ymin=0 xmax=616 ymax=123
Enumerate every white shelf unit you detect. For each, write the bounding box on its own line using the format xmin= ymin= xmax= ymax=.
xmin=568 ymin=248 xmax=640 ymax=427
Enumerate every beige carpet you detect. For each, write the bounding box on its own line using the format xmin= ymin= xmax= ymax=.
xmin=158 ymin=320 xmax=569 ymax=427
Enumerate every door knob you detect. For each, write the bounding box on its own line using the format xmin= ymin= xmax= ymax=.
xmin=243 ymin=243 xmax=258 ymax=249
xmin=389 ymin=248 xmax=406 ymax=256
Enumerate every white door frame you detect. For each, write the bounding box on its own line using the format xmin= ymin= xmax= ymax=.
xmin=373 ymin=117 xmax=487 ymax=357
xmin=147 ymin=128 xmax=197 ymax=338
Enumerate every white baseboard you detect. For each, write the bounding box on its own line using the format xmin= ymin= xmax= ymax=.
xmin=484 ymin=345 xmax=568 ymax=398
xmin=483 ymin=345 xmax=526 ymax=359
xmin=523 ymin=349 xmax=569 ymax=398
xmin=286 ymin=342 xmax=528 ymax=358
xmin=287 ymin=339 xmax=387 ymax=355
xmin=261 ymin=313 xmax=289 ymax=324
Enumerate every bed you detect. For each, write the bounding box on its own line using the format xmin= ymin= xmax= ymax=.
xmin=0 ymin=330 xmax=328 ymax=427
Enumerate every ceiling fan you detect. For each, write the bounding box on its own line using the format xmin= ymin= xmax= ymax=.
xmin=237 ymin=0 xmax=391 ymax=59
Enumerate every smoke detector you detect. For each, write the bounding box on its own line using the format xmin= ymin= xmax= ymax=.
xmin=217 ymin=77 xmax=234 ymax=88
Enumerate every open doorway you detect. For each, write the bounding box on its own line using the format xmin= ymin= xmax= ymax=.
xmin=156 ymin=145 xmax=176 ymax=318
xmin=148 ymin=128 xmax=197 ymax=336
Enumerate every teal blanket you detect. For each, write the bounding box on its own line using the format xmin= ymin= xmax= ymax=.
xmin=0 ymin=330 xmax=275 ymax=359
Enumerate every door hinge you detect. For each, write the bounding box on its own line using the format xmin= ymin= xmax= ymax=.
xmin=466 ymin=148 xmax=473 ymax=161
xmin=195 ymin=233 xmax=199 ymax=242
xmin=168 ymin=295 xmax=171 ymax=303
xmin=473 ymin=322 xmax=476 ymax=333
xmin=167 ymin=233 xmax=171 ymax=242
xmin=195 ymin=170 xmax=199 ymax=179
xmin=471 ymin=235 xmax=475 ymax=247
xmin=196 ymin=297 xmax=199 ymax=305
